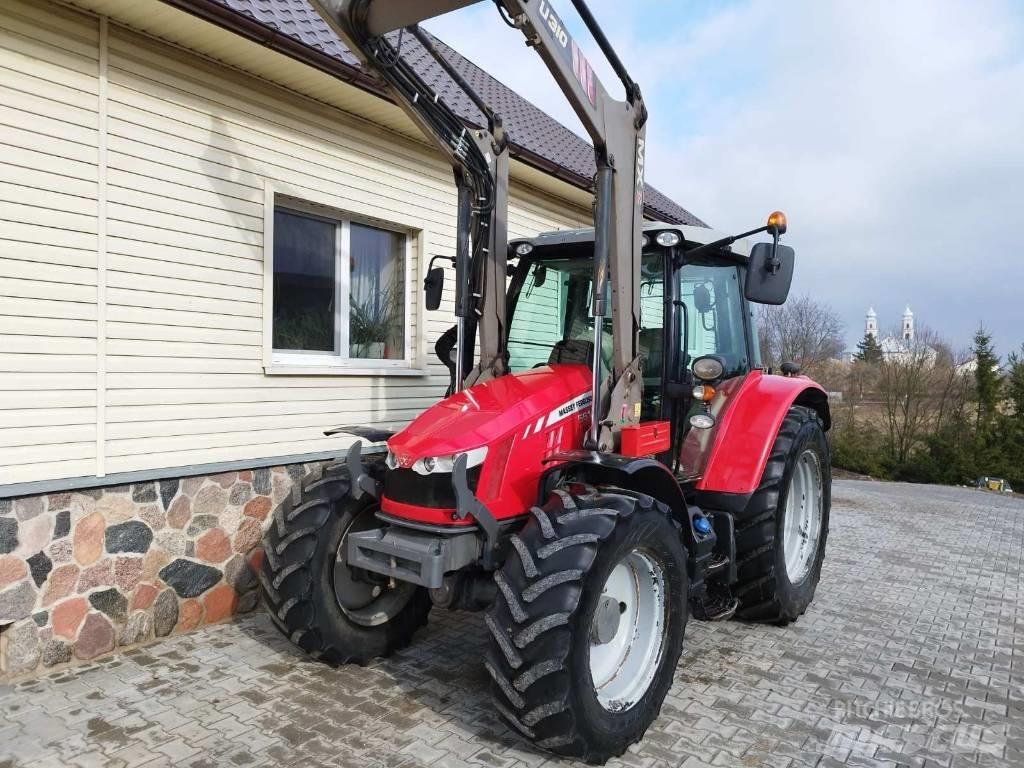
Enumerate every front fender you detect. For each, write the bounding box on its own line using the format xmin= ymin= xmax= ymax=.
xmin=696 ymin=371 xmax=830 ymax=496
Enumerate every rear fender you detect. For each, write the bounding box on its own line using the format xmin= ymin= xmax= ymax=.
xmin=696 ymin=372 xmax=830 ymax=496
xmin=543 ymin=450 xmax=687 ymax=522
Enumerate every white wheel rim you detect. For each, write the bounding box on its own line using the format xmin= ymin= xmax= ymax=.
xmin=589 ymin=550 xmax=667 ymax=712
xmin=783 ymin=449 xmax=824 ymax=584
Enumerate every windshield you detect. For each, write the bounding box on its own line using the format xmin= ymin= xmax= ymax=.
xmin=507 ymin=253 xmax=664 ymax=373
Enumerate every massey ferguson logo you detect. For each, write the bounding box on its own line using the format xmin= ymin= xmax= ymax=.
xmin=538 ymin=1 xmax=569 ymax=48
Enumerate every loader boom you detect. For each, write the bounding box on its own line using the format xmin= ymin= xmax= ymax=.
xmin=310 ymin=0 xmax=648 ymax=449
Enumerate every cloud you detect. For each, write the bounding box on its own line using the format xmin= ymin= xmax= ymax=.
xmin=427 ymin=1 xmax=1024 ymax=353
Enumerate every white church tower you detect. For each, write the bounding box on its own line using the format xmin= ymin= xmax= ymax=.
xmin=865 ymin=307 xmax=878 ymax=339
xmin=902 ymin=306 xmax=914 ymax=341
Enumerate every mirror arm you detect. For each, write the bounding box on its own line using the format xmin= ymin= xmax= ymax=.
xmin=428 ymin=254 xmax=456 ymax=271
xmin=675 ymin=224 xmax=767 ymax=267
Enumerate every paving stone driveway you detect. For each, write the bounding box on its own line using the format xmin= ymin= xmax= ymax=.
xmin=1 ymin=480 xmax=1022 ymax=768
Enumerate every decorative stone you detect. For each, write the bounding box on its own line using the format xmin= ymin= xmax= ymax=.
xmin=114 ymin=557 xmax=143 ymax=592
xmin=248 ymin=548 xmax=264 ymax=574
xmin=185 ymin=541 xmax=195 ymax=557
xmin=219 ymin=506 xmax=242 ymax=536
xmin=142 ymin=548 xmax=170 ymax=581
xmin=131 ymin=482 xmax=157 ymax=504
xmin=196 ymin=528 xmax=231 ymax=564
xmin=131 ymin=584 xmax=157 ymax=611
xmin=0 ymin=518 xmax=16 ymax=554
xmin=237 ymin=589 xmax=260 ymax=614
xmin=52 ymin=597 xmax=89 ymax=639
xmin=53 ymin=510 xmax=71 ymax=540
xmin=211 ymin=472 xmax=237 ymax=489
xmin=0 ymin=499 xmax=11 ymax=516
xmin=74 ymin=612 xmax=115 ymax=660
xmin=42 ymin=564 xmax=79 ymax=606
xmin=42 ymin=639 xmax=72 ymax=667
xmin=229 ymin=483 xmax=252 ymax=506
xmin=5 ymin=620 xmax=41 ymax=675
xmin=192 ymin=485 xmax=229 ymax=519
xmin=181 ymin=476 xmax=204 ymax=497
xmin=89 ymin=588 xmax=128 ymax=621
xmin=118 ymin=611 xmax=152 ymax=646
xmin=252 ymin=468 xmax=271 ymax=495
xmin=0 ymin=556 xmax=27 ymax=590
xmin=48 ymin=493 xmax=71 ymax=511
xmin=94 ymin=495 xmax=134 ymax=521
xmin=238 ymin=470 xmax=253 ymax=482
xmin=166 ymin=496 xmax=191 ymax=529
xmin=27 ymin=551 xmax=52 ymax=587
xmin=74 ymin=512 xmax=105 ymax=566
xmin=0 ymin=580 xmax=36 ymax=624
xmin=159 ymin=559 xmax=221 ymax=598
xmin=159 ymin=479 xmax=179 ymax=511
xmin=223 ymin=554 xmax=257 ymax=593
xmin=32 ymin=610 xmax=48 ymax=627
xmin=202 ymin=584 xmax=237 ymax=623
xmin=272 ymin=475 xmax=291 ymax=505
xmin=49 ymin=539 xmax=72 ymax=564
xmin=286 ymin=464 xmax=306 ymax=482
xmin=186 ymin=514 xmax=219 ymax=537
xmin=14 ymin=515 xmax=51 ymax=558
xmin=233 ymin=518 xmax=262 ymax=554
xmin=153 ymin=589 xmax=178 ymax=637
xmin=176 ymin=599 xmax=203 ymax=632
xmin=105 ymin=521 xmax=153 ymax=554
xmin=154 ymin=530 xmax=186 ymax=558
xmin=138 ymin=505 xmax=166 ymax=532
xmin=243 ymin=497 xmax=272 ymax=522
xmin=78 ymin=560 xmax=114 ymax=591
xmin=15 ymin=496 xmax=45 ymax=521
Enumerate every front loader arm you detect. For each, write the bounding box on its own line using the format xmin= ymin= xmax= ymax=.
xmin=311 ymin=0 xmax=648 ymax=450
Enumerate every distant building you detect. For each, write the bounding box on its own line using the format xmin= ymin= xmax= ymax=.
xmin=862 ymin=306 xmax=936 ymax=365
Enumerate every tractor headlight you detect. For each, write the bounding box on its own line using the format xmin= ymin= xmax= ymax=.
xmin=515 ymin=242 xmax=534 ymax=256
xmin=655 ymin=231 xmax=681 ymax=248
xmin=411 ymin=446 xmax=488 ymax=475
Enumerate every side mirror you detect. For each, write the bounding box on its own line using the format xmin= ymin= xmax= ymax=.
xmin=424 ymin=267 xmax=445 ymax=311
xmin=533 ymin=264 xmax=547 ymax=289
xmin=745 ymin=242 xmax=794 ymax=305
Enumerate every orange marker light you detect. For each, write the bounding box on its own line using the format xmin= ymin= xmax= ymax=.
xmin=767 ymin=210 xmax=788 ymax=235
xmin=691 ymin=384 xmax=716 ymax=402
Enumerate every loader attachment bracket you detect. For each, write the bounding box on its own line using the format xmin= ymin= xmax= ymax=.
xmin=452 ymin=453 xmax=500 ymax=566
xmin=346 ymin=442 xmax=382 ymax=500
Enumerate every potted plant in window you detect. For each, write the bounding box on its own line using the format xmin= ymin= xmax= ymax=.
xmin=350 ymin=286 xmax=402 ymax=359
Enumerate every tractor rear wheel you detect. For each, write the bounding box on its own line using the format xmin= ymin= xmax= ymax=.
xmin=485 ymin=485 xmax=688 ymax=763
xmin=734 ymin=405 xmax=830 ymax=624
xmin=259 ymin=462 xmax=431 ymax=663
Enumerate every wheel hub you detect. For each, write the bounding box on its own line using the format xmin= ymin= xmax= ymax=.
xmin=333 ymin=513 xmax=417 ymax=627
xmin=588 ymin=550 xmax=667 ymax=712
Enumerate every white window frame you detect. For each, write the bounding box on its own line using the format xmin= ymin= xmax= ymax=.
xmin=263 ymin=187 xmax=426 ymax=376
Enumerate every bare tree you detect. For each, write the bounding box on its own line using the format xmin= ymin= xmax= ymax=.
xmin=876 ymin=326 xmax=965 ymax=464
xmin=757 ymin=295 xmax=845 ymax=377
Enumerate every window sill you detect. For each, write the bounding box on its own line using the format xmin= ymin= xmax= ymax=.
xmin=265 ymin=363 xmax=429 ymax=377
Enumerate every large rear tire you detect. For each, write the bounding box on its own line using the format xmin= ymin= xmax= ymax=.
xmin=485 ymin=485 xmax=688 ymax=764
xmin=259 ymin=462 xmax=431 ymax=663
xmin=734 ymin=405 xmax=830 ymax=624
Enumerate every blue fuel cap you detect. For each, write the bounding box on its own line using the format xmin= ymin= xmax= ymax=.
xmin=694 ymin=516 xmax=712 ymax=535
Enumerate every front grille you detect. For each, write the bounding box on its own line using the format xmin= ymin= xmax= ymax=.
xmin=383 ymin=467 xmax=481 ymax=508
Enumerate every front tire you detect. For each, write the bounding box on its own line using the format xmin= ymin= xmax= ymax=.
xmin=259 ymin=462 xmax=431 ymax=663
xmin=734 ymin=405 xmax=831 ymax=624
xmin=485 ymin=485 xmax=688 ymax=763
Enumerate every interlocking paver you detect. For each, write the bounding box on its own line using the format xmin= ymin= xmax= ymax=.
xmin=1 ymin=480 xmax=1022 ymax=768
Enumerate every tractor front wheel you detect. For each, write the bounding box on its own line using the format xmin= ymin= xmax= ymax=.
xmin=485 ymin=485 xmax=688 ymax=763
xmin=734 ymin=405 xmax=831 ymax=624
xmin=259 ymin=462 xmax=431 ymax=663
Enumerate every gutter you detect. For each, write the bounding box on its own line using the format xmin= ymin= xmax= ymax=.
xmin=159 ymin=0 xmax=686 ymax=225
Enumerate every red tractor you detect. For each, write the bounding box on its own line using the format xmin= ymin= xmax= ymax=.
xmin=261 ymin=1 xmax=831 ymax=762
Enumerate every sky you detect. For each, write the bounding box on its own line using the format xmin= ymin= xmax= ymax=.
xmin=424 ymin=0 xmax=1024 ymax=356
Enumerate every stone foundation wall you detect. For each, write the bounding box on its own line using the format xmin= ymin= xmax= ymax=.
xmin=0 ymin=462 xmax=323 ymax=679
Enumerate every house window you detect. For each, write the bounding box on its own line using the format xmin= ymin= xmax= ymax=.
xmin=271 ymin=204 xmax=409 ymax=367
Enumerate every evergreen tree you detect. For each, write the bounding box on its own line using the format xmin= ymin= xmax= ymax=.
xmin=1006 ymin=346 xmax=1024 ymax=420
xmin=853 ymin=332 xmax=883 ymax=363
xmin=972 ymin=326 xmax=1001 ymax=436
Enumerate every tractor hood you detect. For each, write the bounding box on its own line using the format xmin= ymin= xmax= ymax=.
xmin=387 ymin=363 xmax=592 ymax=465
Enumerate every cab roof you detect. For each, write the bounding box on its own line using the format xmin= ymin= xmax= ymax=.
xmin=512 ymin=221 xmax=755 ymax=258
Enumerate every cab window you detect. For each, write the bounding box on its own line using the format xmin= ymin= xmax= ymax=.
xmin=680 ymin=263 xmax=748 ymax=378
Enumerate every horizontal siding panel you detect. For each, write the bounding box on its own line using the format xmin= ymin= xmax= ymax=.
xmin=0 ymin=220 xmax=97 ymax=251
xmin=106 ymin=254 xmax=261 ymax=290
xmin=107 ymin=200 xmax=263 ymax=247
xmin=0 ymin=62 xmax=99 ymax=112
xmin=106 ymin=322 xmax=256 ymax=346
xmin=0 ymin=441 xmax=94 ymax=465
xmin=0 ymin=114 xmax=97 ymax=162
xmin=0 ymin=316 xmax=96 ymax=338
xmin=0 ymin=459 xmax=96 ymax=485
xmin=106 ymin=271 xmax=260 ymax=304
xmin=0 ymin=390 xmax=97 ymax=409
xmin=107 ymin=138 xmax=263 ymax=191
xmin=106 ymin=305 xmax=259 ymax=332
xmin=0 ymin=84 xmax=99 ymax=134
xmin=106 ymin=217 xmax=261 ymax=261
xmin=0 ymin=258 xmax=97 ymax=287
xmin=105 ymin=358 xmax=260 ymax=375
xmin=0 ymin=238 xmax=97 ymax=270
xmin=107 ymin=184 xmax=263 ymax=233
xmin=107 ymin=238 xmax=262 ymax=277
xmin=0 ymin=180 xmax=97 ymax=217
xmin=106 ymin=397 xmax=438 ymax=423
xmin=0 ymin=278 xmax=97 ymax=305
xmin=0 ymin=424 xmax=94 ymax=449
xmin=107 ymin=152 xmax=261 ymax=200
xmin=0 ymin=354 xmax=97 ymax=374
xmin=0 ymin=144 xmax=98 ymax=185
xmin=107 ymin=428 xmax=360 ymax=457
xmin=106 ymin=339 xmax=259 ymax=360
xmin=106 ymin=287 xmax=262 ymax=318
xmin=0 ymin=162 xmax=97 ymax=200
xmin=102 ymin=442 xmax=347 ymax=476
xmin=106 ymin=373 xmax=449 ymax=391
xmin=0 ymin=296 xmax=97 ymax=322
xmin=0 ymin=406 xmax=95 ymax=429
xmin=105 ymin=383 xmax=449 ymax=407
xmin=0 ymin=0 xmax=98 ymax=59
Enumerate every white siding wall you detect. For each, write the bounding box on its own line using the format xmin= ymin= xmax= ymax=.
xmin=0 ymin=0 xmax=590 ymax=487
